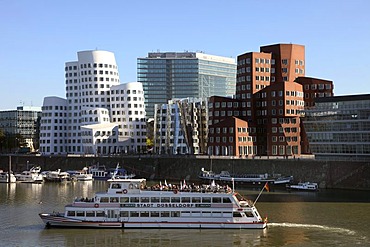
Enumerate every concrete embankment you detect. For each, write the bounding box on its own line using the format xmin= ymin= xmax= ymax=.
xmin=1 ymin=155 xmax=369 ymax=190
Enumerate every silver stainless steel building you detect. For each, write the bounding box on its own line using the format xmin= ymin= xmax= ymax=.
xmin=138 ymin=52 xmax=236 ymax=118
xmin=303 ymin=94 xmax=370 ymax=160
xmin=154 ymin=98 xmax=208 ymax=155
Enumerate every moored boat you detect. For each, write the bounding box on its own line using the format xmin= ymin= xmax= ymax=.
xmin=39 ymin=178 xmax=267 ymax=229
xmin=44 ymin=169 xmax=70 ymax=183
xmin=68 ymin=167 xmax=93 ymax=181
xmin=15 ymin=166 xmax=44 ymax=183
xmin=287 ymin=182 xmax=318 ymax=191
xmin=199 ymin=169 xmax=293 ymax=186
xmin=0 ymin=171 xmax=17 ymax=183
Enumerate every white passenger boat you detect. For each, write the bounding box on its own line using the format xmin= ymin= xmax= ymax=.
xmin=0 ymin=171 xmax=17 ymax=183
xmin=287 ymin=182 xmax=318 ymax=191
xmin=39 ymin=178 xmax=267 ymax=229
xmin=15 ymin=166 xmax=44 ymax=183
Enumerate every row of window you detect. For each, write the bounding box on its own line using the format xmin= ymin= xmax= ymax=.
xmin=237 ymin=58 xmax=276 ymax=65
xmin=66 ymin=210 xmax=247 ymax=218
xmin=304 ymin=84 xmax=332 ymax=90
xmin=65 ymin=63 xmax=117 ymax=71
xmin=111 ymin=97 xmax=143 ymax=102
xmin=99 ymin=196 xmax=232 ymax=204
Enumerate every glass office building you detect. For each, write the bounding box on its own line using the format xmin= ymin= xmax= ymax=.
xmin=138 ymin=52 xmax=236 ymax=118
xmin=303 ymin=94 xmax=370 ymax=160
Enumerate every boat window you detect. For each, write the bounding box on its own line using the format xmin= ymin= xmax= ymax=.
xmin=130 ymin=197 xmax=139 ymax=203
xmin=111 ymin=183 xmax=121 ymax=189
xmin=86 ymin=211 xmax=95 ymax=217
xmin=181 ymin=197 xmax=190 ymax=203
xmin=76 ymin=211 xmax=84 ymax=217
xmin=100 ymin=197 xmax=109 ymax=203
xmin=171 ymin=197 xmax=180 ymax=203
xmin=161 ymin=197 xmax=170 ymax=203
xmin=161 ymin=212 xmax=170 ymax=217
xmin=192 ymin=197 xmax=201 ymax=203
xmin=212 ymin=197 xmax=222 ymax=203
xmin=120 ymin=197 xmax=129 ymax=203
xmin=151 ymin=197 xmax=160 ymax=203
xmin=202 ymin=197 xmax=211 ymax=203
xmin=222 ymin=197 xmax=232 ymax=203
xmin=150 ymin=211 xmax=160 ymax=217
xmin=110 ymin=197 xmax=119 ymax=203
xmin=233 ymin=212 xmax=243 ymax=218
xmin=67 ymin=211 xmax=75 ymax=216
xmin=140 ymin=197 xmax=149 ymax=203
xmin=130 ymin=212 xmax=139 ymax=217
xmin=120 ymin=211 xmax=128 ymax=217
xmin=140 ymin=211 xmax=149 ymax=217
xmin=245 ymin=211 xmax=254 ymax=217
xmin=171 ymin=211 xmax=180 ymax=217
xmin=96 ymin=211 xmax=105 ymax=217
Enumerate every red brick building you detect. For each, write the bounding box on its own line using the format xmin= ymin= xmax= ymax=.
xmin=207 ymin=43 xmax=334 ymax=157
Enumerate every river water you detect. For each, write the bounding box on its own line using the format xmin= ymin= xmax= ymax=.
xmin=0 ymin=181 xmax=369 ymax=247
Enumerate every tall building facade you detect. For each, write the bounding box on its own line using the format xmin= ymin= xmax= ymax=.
xmin=153 ymin=98 xmax=208 ymax=155
xmin=208 ymin=43 xmax=334 ymax=157
xmin=137 ymin=52 xmax=236 ymax=118
xmin=303 ymin=94 xmax=370 ymax=161
xmin=40 ymin=50 xmax=146 ymax=155
xmin=0 ymin=106 xmax=41 ymax=153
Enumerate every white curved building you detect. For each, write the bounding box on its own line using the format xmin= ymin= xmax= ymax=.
xmin=40 ymin=96 xmax=67 ymax=154
xmin=110 ymin=82 xmax=146 ymax=153
xmin=40 ymin=50 xmax=146 ymax=155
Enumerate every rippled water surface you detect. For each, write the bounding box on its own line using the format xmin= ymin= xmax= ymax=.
xmin=1 ymin=181 xmax=369 ymax=246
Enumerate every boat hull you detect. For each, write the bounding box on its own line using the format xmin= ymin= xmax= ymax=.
xmin=39 ymin=214 xmax=267 ymax=229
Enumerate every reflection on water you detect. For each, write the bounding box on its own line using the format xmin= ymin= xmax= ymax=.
xmin=38 ymin=228 xmax=268 ymax=247
xmin=1 ymin=181 xmax=370 ymax=246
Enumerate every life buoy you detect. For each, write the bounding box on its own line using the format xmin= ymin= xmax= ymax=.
xmin=173 ymin=189 xmax=178 ymax=194
xmin=123 ymin=189 xmax=128 ymax=194
xmin=94 ymin=203 xmax=99 ymax=208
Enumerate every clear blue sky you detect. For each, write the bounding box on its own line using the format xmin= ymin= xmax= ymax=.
xmin=1 ymin=0 xmax=369 ymax=110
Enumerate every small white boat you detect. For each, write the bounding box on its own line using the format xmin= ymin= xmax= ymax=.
xmin=69 ymin=168 xmax=93 ymax=181
xmin=287 ymin=182 xmax=319 ymax=191
xmin=15 ymin=166 xmax=44 ymax=183
xmin=39 ymin=178 xmax=267 ymax=229
xmin=0 ymin=171 xmax=17 ymax=183
xmin=44 ymin=169 xmax=70 ymax=183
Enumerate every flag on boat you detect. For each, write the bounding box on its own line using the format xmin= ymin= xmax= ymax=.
xmin=264 ymin=182 xmax=270 ymax=192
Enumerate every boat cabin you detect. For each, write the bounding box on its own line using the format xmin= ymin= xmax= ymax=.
xmin=107 ymin=178 xmax=146 ymax=194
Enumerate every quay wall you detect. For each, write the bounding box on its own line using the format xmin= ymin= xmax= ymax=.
xmin=1 ymin=155 xmax=369 ymax=190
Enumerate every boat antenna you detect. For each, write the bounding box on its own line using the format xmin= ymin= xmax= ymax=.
xmin=232 ymin=177 xmax=235 ymax=193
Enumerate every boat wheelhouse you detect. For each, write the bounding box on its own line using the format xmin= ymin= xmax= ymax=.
xmin=39 ymin=178 xmax=267 ymax=229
